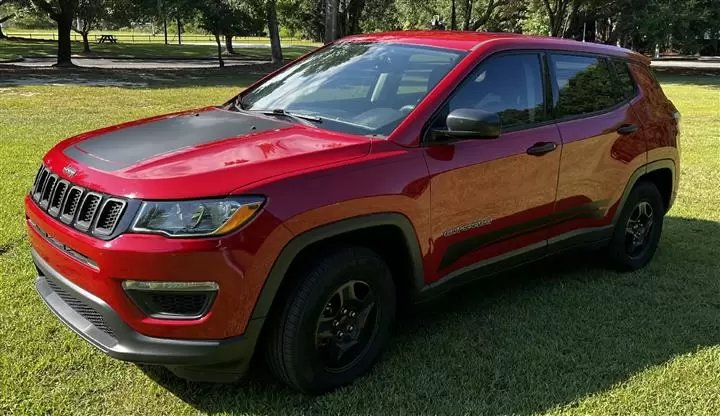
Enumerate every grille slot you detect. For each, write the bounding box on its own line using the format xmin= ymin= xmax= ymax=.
xmin=31 ymin=166 xmax=47 ymax=199
xmin=94 ymin=199 xmax=126 ymax=236
xmin=39 ymin=174 xmax=57 ymax=209
xmin=60 ymin=186 xmax=83 ymax=224
xmin=45 ymin=277 xmax=116 ymax=338
xmin=75 ymin=193 xmax=102 ymax=231
xmin=48 ymin=180 xmax=69 ymax=217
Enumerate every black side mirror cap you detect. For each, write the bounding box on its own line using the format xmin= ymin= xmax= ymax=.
xmin=431 ymin=108 xmax=501 ymax=140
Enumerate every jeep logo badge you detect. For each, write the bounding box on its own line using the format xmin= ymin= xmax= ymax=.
xmin=63 ymin=165 xmax=77 ymax=177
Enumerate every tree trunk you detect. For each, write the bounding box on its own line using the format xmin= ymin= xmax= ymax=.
xmin=81 ymin=32 xmax=90 ymax=53
xmin=177 ymin=18 xmax=182 ymax=45
xmin=324 ymin=0 xmax=339 ymax=43
xmin=346 ymin=0 xmax=364 ymax=36
xmin=469 ymin=0 xmax=495 ymax=31
xmin=0 ymin=23 xmax=6 ymax=39
xmin=450 ymin=0 xmax=457 ymax=30
xmin=225 ymin=35 xmax=235 ymax=54
xmin=462 ymin=0 xmax=472 ymax=31
xmin=214 ymin=33 xmax=224 ymax=68
xmin=56 ymin=4 xmax=74 ymax=67
xmin=267 ymin=0 xmax=283 ymax=64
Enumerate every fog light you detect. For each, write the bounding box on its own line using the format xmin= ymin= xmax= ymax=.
xmin=122 ymin=280 xmax=218 ymax=320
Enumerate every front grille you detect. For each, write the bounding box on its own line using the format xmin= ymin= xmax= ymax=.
xmin=45 ymin=277 xmax=116 ymax=338
xmin=30 ymin=166 xmax=126 ymax=238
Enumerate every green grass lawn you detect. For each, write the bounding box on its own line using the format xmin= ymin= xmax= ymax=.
xmin=0 ymin=38 xmax=316 ymax=60
xmin=0 ymin=66 xmax=719 ymax=415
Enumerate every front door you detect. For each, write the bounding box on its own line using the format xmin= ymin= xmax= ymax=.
xmin=424 ymin=53 xmax=562 ymax=283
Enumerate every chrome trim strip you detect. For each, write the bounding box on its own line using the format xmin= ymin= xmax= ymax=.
xmin=28 ymin=219 xmax=99 ymax=270
xmin=122 ymin=281 xmax=219 ymax=292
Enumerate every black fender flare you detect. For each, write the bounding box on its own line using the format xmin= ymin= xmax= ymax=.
xmin=249 ymin=213 xmax=425 ymax=321
xmin=612 ymin=158 xmax=677 ymax=225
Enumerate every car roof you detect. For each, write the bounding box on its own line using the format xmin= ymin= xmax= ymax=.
xmin=340 ymin=31 xmax=650 ymax=65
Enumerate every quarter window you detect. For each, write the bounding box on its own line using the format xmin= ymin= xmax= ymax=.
xmin=434 ymin=53 xmax=547 ymax=131
xmin=611 ymin=59 xmax=637 ymax=100
xmin=550 ymin=54 xmax=617 ymax=117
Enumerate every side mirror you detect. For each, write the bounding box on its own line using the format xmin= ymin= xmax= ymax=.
xmin=432 ymin=108 xmax=501 ymax=140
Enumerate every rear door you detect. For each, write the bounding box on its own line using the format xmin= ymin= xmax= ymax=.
xmin=424 ymin=53 xmax=562 ymax=282
xmin=546 ymin=53 xmax=647 ymax=245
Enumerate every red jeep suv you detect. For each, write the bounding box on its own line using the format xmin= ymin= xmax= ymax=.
xmin=27 ymin=31 xmax=680 ymax=394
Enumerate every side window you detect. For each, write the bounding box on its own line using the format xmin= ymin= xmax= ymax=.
xmin=433 ymin=53 xmax=547 ymax=131
xmin=610 ymin=59 xmax=637 ymax=101
xmin=550 ymin=54 xmax=617 ymax=117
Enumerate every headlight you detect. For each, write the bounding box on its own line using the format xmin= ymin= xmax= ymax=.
xmin=131 ymin=196 xmax=264 ymax=237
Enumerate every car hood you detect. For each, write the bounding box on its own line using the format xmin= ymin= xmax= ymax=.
xmin=48 ymin=107 xmax=372 ymax=199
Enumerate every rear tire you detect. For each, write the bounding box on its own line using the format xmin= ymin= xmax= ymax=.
xmin=607 ymin=181 xmax=665 ymax=271
xmin=265 ymin=246 xmax=396 ymax=394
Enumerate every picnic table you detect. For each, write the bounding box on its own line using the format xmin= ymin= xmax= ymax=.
xmin=97 ymin=35 xmax=118 ymax=44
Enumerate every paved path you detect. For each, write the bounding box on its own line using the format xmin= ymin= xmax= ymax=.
xmin=8 ymin=57 xmax=268 ymax=69
xmin=650 ymin=60 xmax=720 ymax=69
xmin=5 ymin=56 xmax=720 ymax=70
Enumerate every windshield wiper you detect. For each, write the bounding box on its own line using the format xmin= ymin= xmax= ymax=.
xmin=260 ymin=108 xmax=322 ymax=125
xmin=230 ymin=96 xmax=246 ymax=112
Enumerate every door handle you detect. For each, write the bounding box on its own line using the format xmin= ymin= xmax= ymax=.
xmin=617 ymin=123 xmax=638 ymax=135
xmin=526 ymin=142 xmax=558 ymax=156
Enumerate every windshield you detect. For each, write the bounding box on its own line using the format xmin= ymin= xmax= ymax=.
xmin=240 ymin=42 xmax=466 ymax=136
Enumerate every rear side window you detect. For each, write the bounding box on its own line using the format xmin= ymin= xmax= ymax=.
xmin=550 ymin=54 xmax=617 ymax=117
xmin=434 ymin=53 xmax=547 ymax=131
xmin=610 ymin=59 xmax=637 ymax=100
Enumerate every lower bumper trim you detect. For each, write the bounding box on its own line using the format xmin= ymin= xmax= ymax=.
xmin=32 ymin=249 xmax=261 ymax=369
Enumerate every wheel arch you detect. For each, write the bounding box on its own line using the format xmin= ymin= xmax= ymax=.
xmin=613 ymin=159 xmax=676 ymax=225
xmin=249 ymin=213 xmax=425 ymax=323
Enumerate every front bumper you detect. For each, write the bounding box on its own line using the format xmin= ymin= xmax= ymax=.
xmin=33 ymin=249 xmax=261 ymax=375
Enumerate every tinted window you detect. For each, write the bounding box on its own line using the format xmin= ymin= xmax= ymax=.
xmin=611 ymin=59 xmax=636 ymax=100
xmin=434 ymin=54 xmax=547 ymax=131
xmin=241 ymin=43 xmax=464 ymax=136
xmin=550 ymin=54 xmax=617 ymax=117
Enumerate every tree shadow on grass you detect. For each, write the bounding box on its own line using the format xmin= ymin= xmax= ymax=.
xmin=142 ymin=216 xmax=720 ymax=415
xmin=0 ymin=65 xmax=274 ymax=90
xmin=654 ymin=67 xmax=720 ymax=89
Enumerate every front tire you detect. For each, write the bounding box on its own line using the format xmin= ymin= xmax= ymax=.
xmin=265 ymin=247 xmax=396 ymax=394
xmin=607 ymin=181 xmax=665 ymax=271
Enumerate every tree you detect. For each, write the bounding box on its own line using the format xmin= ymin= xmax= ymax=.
xmin=0 ymin=0 xmax=24 ymax=39
xmin=541 ymin=0 xmax=579 ymax=36
xmin=267 ymin=0 xmax=283 ymax=64
xmin=197 ymin=0 xmax=265 ymax=67
xmin=196 ymin=0 xmax=232 ymax=67
xmin=73 ymin=0 xmax=107 ymax=53
xmin=467 ymin=0 xmax=500 ymax=31
xmin=30 ymin=0 xmax=76 ymax=66
xmin=222 ymin=0 xmax=264 ymax=54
